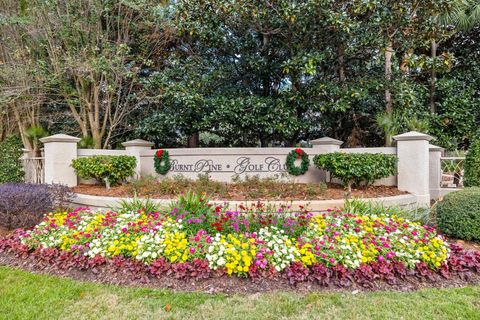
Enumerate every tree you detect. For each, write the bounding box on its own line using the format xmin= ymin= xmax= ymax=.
xmin=0 ymin=0 xmax=47 ymax=154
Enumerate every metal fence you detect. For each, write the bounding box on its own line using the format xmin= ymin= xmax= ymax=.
xmin=22 ymin=157 xmax=45 ymax=184
xmin=440 ymin=156 xmax=465 ymax=188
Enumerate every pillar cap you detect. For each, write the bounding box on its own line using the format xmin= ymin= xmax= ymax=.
xmin=393 ymin=131 xmax=433 ymax=142
xmin=311 ymin=137 xmax=343 ymax=146
xmin=429 ymin=144 xmax=445 ymax=152
xmin=40 ymin=134 xmax=81 ymax=143
xmin=122 ymin=139 xmax=154 ymax=148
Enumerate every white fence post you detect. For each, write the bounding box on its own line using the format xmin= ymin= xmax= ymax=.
xmin=122 ymin=139 xmax=154 ymax=178
xmin=429 ymin=145 xmax=444 ymax=200
xmin=393 ymin=131 xmax=432 ymax=206
xmin=40 ymin=134 xmax=81 ymax=187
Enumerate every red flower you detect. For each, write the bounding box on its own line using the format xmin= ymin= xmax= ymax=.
xmin=156 ymin=149 xmax=164 ymax=158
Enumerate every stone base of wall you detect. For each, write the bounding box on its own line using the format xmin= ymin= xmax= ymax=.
xmin=72 ymin=193 xmax=420 ymax=211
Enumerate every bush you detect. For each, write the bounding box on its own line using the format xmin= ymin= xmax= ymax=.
xmin=436 ymin=188 xmax=480 ymax=241
xmin=71 ymin=155 xmax=137 ymax=187
xmin=0 ymin=135 xmax=24 ymax=183
xmin=313 ymin=152 xmax=397 ymax=191
xmin=0 ymin=183 xmax=74 ymax=229
xmin=464 ymin=139 xmax=480 ymax=187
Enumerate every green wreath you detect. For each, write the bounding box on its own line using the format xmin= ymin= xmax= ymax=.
xmin=154 ymin=149 xmax=171 ymax=175
xmin=286 ymin=148 xmax=310 ymax=176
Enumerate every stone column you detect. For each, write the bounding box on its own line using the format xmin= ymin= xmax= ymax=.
xmin=122 ymin=139 xmax=154 ymax=178
xmin=393 ymin=131 xmax=433 ymax=206
xmin=309 ymin=137 xmax=343 ymax=183
xmin=429 ymin=145 xmax=444 ymax=200
xmin=40 ymin=134 xmax=81 ymax=187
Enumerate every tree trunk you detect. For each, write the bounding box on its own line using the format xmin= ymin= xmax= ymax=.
xmin=187 ymin=132 xmax=199 ymax=148
xmin=429 ymin=40 xmax=438 ymax=113
xmin=384 ymin=41 xmax=394 ymax=115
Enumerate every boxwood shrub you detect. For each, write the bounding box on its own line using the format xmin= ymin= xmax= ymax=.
xmin=71 ymin=155 xmax=137 ymax=186
xmin=436 ymin=188 xmax=480 ymax=241
xmin=464 ymin=138 xmax=480 ymax=187
xmin=313 ymin=152 xmax=397 ymax=191
xmin=0 ymin=135 xmax=24 ymax=183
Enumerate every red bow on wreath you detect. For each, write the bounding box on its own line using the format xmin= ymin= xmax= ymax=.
xmin=156 ymin=149 xmax=164 ymax=158
xmin=294 ymin=148 xmax=304 ymax=158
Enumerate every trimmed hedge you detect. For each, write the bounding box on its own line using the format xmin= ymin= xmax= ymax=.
xmin=313 ymin=152 xmax=397 ymax=191
xmin=71 ymin=155 xmax=137 ymax=186
xmin=0 ymin=135 xmax=24 ymax=183
xmin=464 ymin=139 xmax=480 ymax=187
xmin=436 ymin=188 xmax=480 ymax=241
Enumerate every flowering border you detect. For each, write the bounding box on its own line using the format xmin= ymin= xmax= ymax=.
xmin=286 ymin=149 xmax=310 ymax=176
xmin=1 ymin=233 xmax=479 ymax=290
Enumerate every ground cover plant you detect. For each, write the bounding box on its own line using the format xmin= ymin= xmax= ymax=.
xmin=72 ymin=174 xmax=404 ymax=201
xmin=4 ymin=192 xmax=480 ymax=291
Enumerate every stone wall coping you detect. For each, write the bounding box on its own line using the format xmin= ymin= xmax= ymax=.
xmin=122 ymin=139 xmax=154 ymax=148
xmin=40 ymin=134 xmax=81 ymax=144
xmin=429 ymin=144 xmax=445 ymax=152
xmin=310 ymin=137 xmax=344 ymax=146
xmin=393 ymin=131 xmax=433 ymax=142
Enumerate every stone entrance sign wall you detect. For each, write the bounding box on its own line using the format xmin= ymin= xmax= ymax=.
xmin=39 ymin=131 xmax=442 ymax=206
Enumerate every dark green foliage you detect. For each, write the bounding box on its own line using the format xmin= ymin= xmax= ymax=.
xmin=436 ymin=188 xmax=480 ymax=241
xmin=313 ymin=152 xmax=397 ymax=191
xmin=464 ymin=139 xmax=480 ymax=187
xmin=71 ymin=156 xmax=137 ymax=186
xmin=285 ymin=149 xmax=310 ymax=176
xmin=0 ymin=135 xmax=24 ymax=183
xmin=154 ymin=150 xmax=171 ymax=175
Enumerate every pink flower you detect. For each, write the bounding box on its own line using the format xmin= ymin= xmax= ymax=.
xmin=189 ymin=247 xmax=196 ymax=254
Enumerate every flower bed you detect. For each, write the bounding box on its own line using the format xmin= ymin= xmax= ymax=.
xmin=1 ymin=202 xmax=480 ymax=290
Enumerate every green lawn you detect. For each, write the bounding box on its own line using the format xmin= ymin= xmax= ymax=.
xmin=1 ymin=266 xmax=479 ymax=320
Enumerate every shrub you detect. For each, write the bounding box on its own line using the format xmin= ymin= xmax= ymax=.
xmin=71 ymin=155 xmax=137 ymax=187
xmin=464 ymin=139 xmax=480 ymax=187
xmin=0 ymin=183 xmax=74 ymax=229
xmin=0 ymin=135 xmax=24 ymax=183
xmin=313 ymin=152 xmax=397 ymax=191
xmin=436 ymin=188 xmax=480 ymax=241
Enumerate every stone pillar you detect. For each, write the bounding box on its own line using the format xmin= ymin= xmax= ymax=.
xmin=122 ymin=139 xmax=154 ymax=178
xmin=429 ymin=145 xmax=444 ymax=200
xmin=393 ymin=131 xmax=433 ymax=206
xmin=40 ymin=134 xmax=81 ymax=187
xmin=310 ymin=137 xmax=343 ymax=183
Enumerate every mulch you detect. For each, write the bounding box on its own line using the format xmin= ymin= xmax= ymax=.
xmin=72 ymin=184 xmax=406 ymax=201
